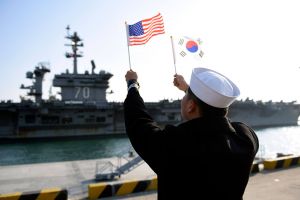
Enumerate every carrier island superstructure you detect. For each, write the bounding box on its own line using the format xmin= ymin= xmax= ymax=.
xmin=0 ymin=28 xmax=299 ymax=139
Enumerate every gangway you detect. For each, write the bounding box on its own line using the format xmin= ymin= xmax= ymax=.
xmin=95 ymin=149 xmax=144 ymax=181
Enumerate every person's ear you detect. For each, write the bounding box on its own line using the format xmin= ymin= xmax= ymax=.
xmin=187 ymin=99 xmax=197 ymax=113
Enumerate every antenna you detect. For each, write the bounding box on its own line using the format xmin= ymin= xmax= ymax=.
xmin=64 ymin=26 xmax=84 ymax=74
xmin=66 ymin=25 xmax=70 ymax=36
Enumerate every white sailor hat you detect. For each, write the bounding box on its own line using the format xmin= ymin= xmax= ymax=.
xmin=189 ymin=67 xmax=240 ymax=108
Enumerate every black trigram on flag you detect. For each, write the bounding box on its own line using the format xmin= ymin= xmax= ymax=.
xmin=180 ymin=51 xmax=187 ymax=57
xmin=178 ymin=38 xmax=184 ymax=46
xmin=178 ymin=38 xmax=187 ymax=57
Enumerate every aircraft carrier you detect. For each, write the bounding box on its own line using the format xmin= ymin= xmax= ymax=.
xmin=0 ymin=28 xmax=299 ymax=139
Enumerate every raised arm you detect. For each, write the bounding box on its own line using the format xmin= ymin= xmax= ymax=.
xmin=173 ymin=74 xmax=189 ymax=92
xmin=124 ymin=70 xmax=164 ymax=173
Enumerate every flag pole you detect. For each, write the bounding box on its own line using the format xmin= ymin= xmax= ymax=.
xmin=125 ymin=21 xmax=132 ymax=70
xmin=170 ymin=36 xmax=177 ymax=74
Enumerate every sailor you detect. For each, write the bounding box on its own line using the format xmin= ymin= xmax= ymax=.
xmin=124 ymin=68 xmax=259 ymax=200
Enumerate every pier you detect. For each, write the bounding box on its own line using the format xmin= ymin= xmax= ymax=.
xmin=1 ymin=156 xmax=300 ymax=199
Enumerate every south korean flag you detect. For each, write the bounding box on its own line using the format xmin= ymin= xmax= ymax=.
xmin=177 ymin=36 xmax=204 ymax=60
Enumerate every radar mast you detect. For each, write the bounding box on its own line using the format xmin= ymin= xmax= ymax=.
xmin=53 ymin=27 xmax=113 ymax=103
xmin=64 ymin=25 xmax=83 ymax=74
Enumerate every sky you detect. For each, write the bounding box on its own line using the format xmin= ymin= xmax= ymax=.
xmin=1 ymin=0 xmax=300 ymax=103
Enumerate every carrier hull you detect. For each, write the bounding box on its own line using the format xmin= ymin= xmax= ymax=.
xmin=1 ymin=100 xmax=299 ymax=139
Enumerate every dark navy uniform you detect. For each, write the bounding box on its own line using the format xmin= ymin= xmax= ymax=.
xmin=124 ymin=88 xmax=259 ymax=200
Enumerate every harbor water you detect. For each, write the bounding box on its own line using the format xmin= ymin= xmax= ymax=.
xmin=1 ymin=125 xmax=300 ymax=166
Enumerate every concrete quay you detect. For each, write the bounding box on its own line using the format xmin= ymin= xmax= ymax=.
xmin=112 ymin=166 xmax=300 ymax=200
xmin=0 ymin=157 xmax=155 ymax=200
xmin=1 ymin=158 xmax=300 ymax=200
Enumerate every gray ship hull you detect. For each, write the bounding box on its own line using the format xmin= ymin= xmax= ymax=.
xmin=1 ymin=100 xmax=299 ymax=139
xmin=228 ymin=100 xmax=300 ymax=127
xmin=0 ymin=102 xmax=126 ymax=139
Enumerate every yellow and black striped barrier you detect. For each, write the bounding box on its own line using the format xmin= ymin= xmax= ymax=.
xmin=88 ymin=177 xmax=157 ymax=200
xmin=251 ymin=161 xmax=260 ymax=173
xmin=89 ymin=161 xmax=260 ymax=200
xmin=263 ymin=155 xmax=300 ymax=170
xmin=0 ymin=188 xmax=67 ymax=200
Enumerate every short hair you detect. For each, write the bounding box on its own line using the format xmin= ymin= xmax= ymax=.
xmin=186 ymin=87 xmax=228 ymax=117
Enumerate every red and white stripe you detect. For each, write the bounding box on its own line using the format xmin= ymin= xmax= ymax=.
xmin=129 ymin=13 xmax=165 ymax=46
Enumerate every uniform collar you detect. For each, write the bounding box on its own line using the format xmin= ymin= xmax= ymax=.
xmin=180 ymin=116 xmax=236 ymax=134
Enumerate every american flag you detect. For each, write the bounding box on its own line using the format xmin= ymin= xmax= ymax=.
xmin=127 ymin=13 xmax=165 ymax=46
